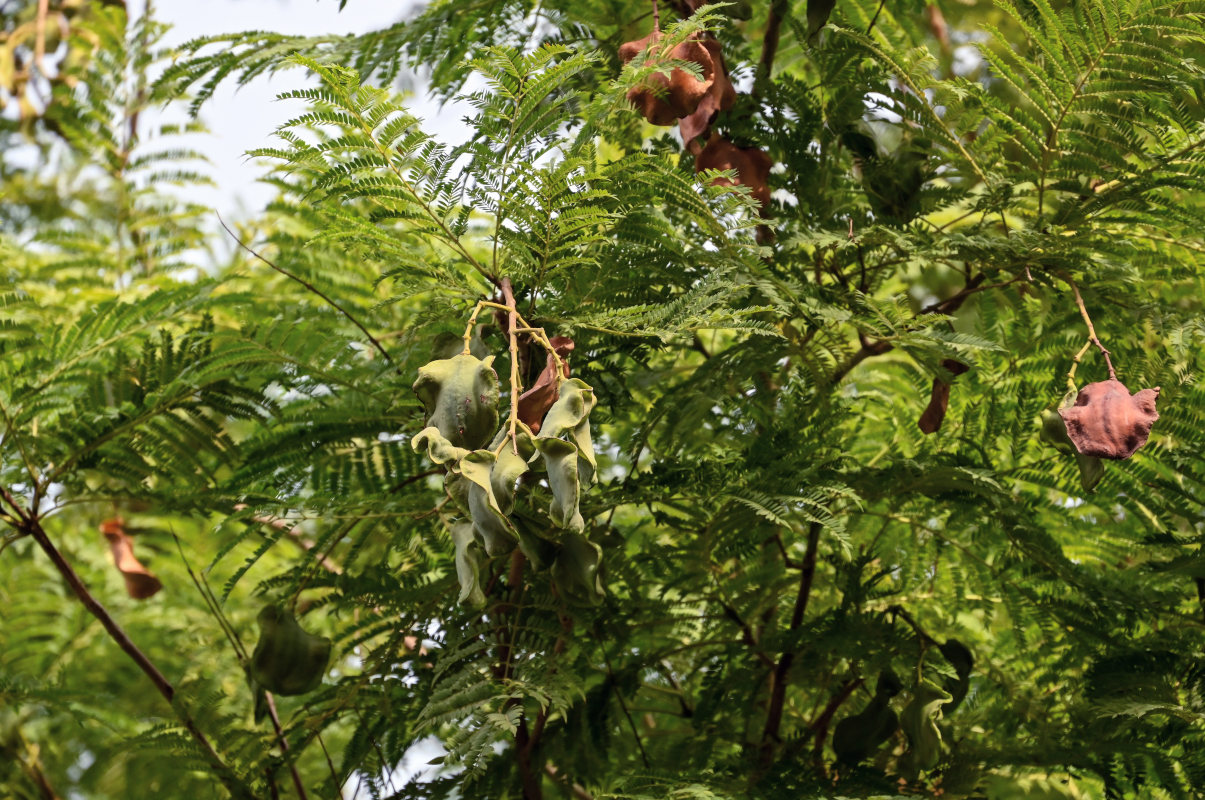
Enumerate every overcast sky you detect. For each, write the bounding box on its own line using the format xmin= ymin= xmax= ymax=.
xmin=140 ymin=0 xmax=470 ymax=222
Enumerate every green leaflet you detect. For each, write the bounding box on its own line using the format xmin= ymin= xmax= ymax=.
xmin=412 ymin=426 xmax=471 ymax=467
xmin=551 ymin=532 xmax=604 ymax=606
xmin=249 ymin=605 xmax=331 ymax=701
xmin=538 ymin=378 xmax=597 ymax=485
xmin=900 ymin=678 xmax=952 ymax=776
xmin=460 ymin=451 xmax=517 ymax=555
xmin=533 ymin=437 xmax=585 ymax=533
xmin=450 ymin=520 xmax=486 ymax=607
xmin=412 ymin=354 xmax=500 ymax=450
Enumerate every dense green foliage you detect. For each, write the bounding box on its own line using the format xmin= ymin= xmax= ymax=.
xmin=4 ymin=0 xmax=1205 ymax=797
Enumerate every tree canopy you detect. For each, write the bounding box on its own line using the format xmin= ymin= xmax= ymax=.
xmin=3 ymin=1 xmax=1205 ymax=798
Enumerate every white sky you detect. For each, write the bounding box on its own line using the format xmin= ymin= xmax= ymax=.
xmin=140 ymin=0 xmax=472 ymax=221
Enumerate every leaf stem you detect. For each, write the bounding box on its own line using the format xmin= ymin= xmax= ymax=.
xmin=218 ymin=215 xmax=393 ymax=364
xmin=1065 ymin=277 xmax=1116 ymax=380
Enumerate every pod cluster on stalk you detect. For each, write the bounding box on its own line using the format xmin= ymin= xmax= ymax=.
xmin=412 ymin=301 xmax=602 ymax=607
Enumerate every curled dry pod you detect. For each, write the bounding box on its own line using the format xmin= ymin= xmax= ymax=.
xmin=517 ymin=336 xmax=574 ymax=433
xmin=249 ymin=604 xmax=331 ymax=697
xmin=918 ymin=359 xmax=970 ymax=435
xmin=619 ymin=30 xmax=715 ymax=126
xmin=1058 ymin=379 xmax=1160 ymax=460
xmin=412 ymin=353 xmax=500 ymax=450
xmin=679 ymin=39 xmax=737 ymax=149
xmin=99 ymin=518 xmax=162 ymax=600
xmin=696 ymin=135 xmax=773 ymax=212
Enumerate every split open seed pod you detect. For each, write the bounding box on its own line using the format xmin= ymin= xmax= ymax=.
xmin=1058 ymin=379 xmax=1159 ymax=460
xmin=619 ymin=31 xmax=715 ymax=126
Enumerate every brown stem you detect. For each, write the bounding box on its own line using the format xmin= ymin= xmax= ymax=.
xmin=23 ymin=517 xmax=254 ymax=799
xmin=218 ymin=215 xmax=393 ymax=365
xmin=265 ymin=692 xmax=309 ymax=800
xmin=502 ymin=278 xmax=522 ymax=454
xmin=1067 ymin=278 xmax=1117 ymax=380
xmin=515 ymin=716 xmax=544 ymax=800
xmin=651 ymin=0 xmax=660 ymax=31
xmin=866 ymin=0 xmax=886 ymax=33
xmin=759 ymin=521 xmax=823 ymax=768
xmin=544 ymin=764 xmax=594 ymax=800
xmin=757 ymin=1 xmax=787 ymax=92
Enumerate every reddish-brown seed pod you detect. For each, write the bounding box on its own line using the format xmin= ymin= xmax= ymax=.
xmin=1058 ymin=379 xmax=1160 ymax=459
xmin=679 ymin=39 xmax=737 ymax=148
xmin=696 ymin=135 xmax=773 ymax=212
xmin=619 ymin=31 xmax=715 ymax=126
xmin=100 ymin=518 xmax=163 ymax=600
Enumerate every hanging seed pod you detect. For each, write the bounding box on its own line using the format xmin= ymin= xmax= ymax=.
xmin=900 ymin=678 xmax=952 ymax=776
xmin=249 ymin=605 xmax=331 ymax=697
xmin=619 ymin=30 xmax=715 ymax=126
xmin=412 ymin=353 xmax=500 ymax=450
xmin=1058 ymin=379 xmax=1160 ymax=460
xmin=696 ymin=135 xmax=773 ymax=212
xmin=517 ymin=336 xmax=574 ymax=432
xmin=678 ymin=39 xmax=737 ymax=149
xmin=832 ymin=670 xmax=902 ymax=765
xmin=99 ymin=518 xmax=162 ymax=600
xmin=917 ymin=359 xmax=970 ymax=434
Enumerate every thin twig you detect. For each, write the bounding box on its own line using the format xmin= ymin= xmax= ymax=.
xmin=759 ymin=521 xmax=823 ymax=768
xmin=218 ymin=215 xmax=393 ymax=364
xmin=1066 ymin=278 xmax=1116 ymax=380
xmin=502 ymin=278 xmax=523 ymax=454
xmin=866 ymin=0 xmax=886 ymax=34
xmin=23 ymin=517 xmax=254 ymax=798
xmin=601 ymin=637 xmax=651 ymax=769
xmin=265 ymin=692 xmax=309 ymax=800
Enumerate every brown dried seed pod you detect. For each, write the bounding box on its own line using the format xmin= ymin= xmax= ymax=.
xmin=696 ymin=135 xmax=773 ymax=212
xmin=100 ymin=518 xmax=162 ymax=600
xmin=619 ymin=31 xmax=715 ymax=126
xmin=679 ymin=39 xmax=737 ymax=149
xmin=1058 ymin=379 xmax=1160 ymax=460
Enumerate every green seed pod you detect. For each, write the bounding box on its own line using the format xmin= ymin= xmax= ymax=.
xmin=249 ymin=605 xmax=331 ymax=698
xmin=900 ymin=678 xmax=952 ymax=775
xmin=412 ymin=354 xmax=500 ymax=450
xmin=832 ymin=672 xmax=901 ymax=766
xmin=551 ymin=532 xmax=605 ymax=606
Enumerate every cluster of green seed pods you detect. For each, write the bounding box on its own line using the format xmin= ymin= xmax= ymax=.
xmin=412 ymin=348 xmax=602 ymax=607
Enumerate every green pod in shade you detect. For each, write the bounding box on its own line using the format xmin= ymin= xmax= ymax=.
xmin=939 ymin=638 xmax=974 ymax=713
xmin=1038 ymin=408 xmax=1104 ymax=492
xmin=900 ymin=678 xmax=952 ymax=776
xmin=831 ymin=669 xmax=902 ymax=765
xmin=249 ymin=605 xmax=331 ymax=697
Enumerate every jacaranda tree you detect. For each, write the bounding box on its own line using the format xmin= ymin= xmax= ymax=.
xmin=3 ymin=0 xmax=1205 ymax=797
